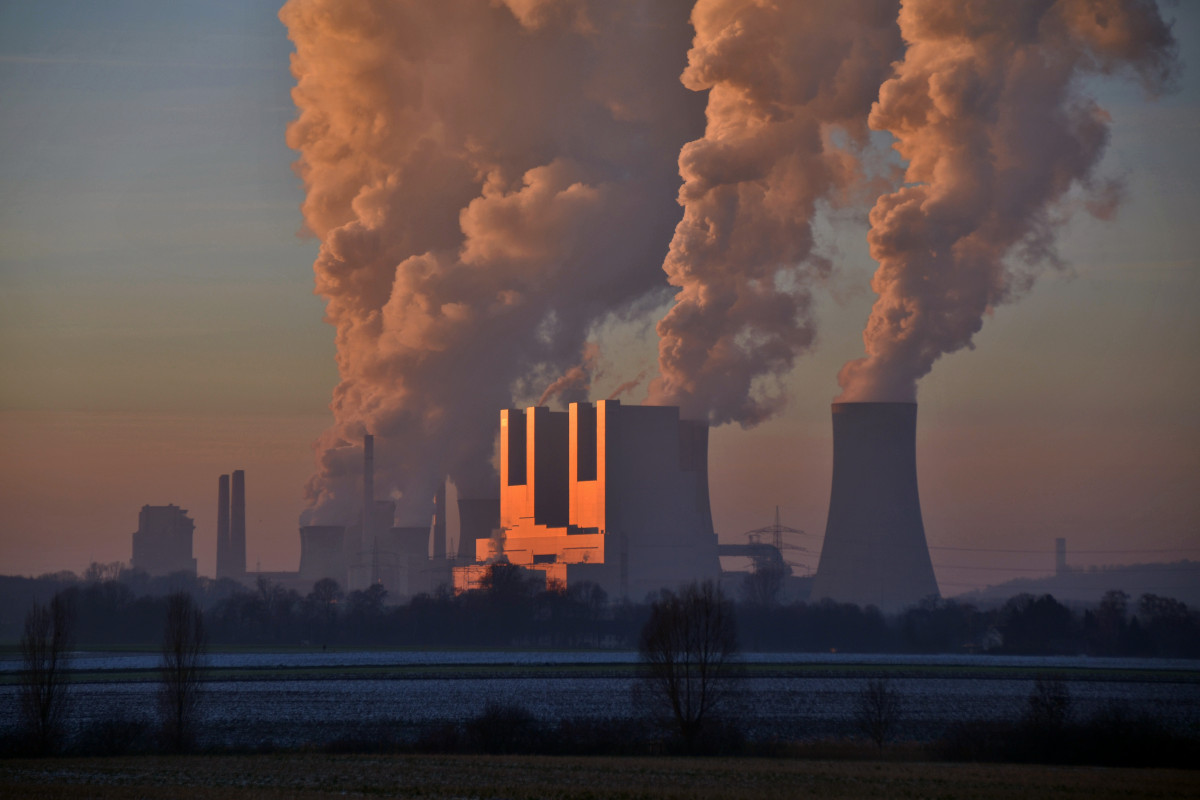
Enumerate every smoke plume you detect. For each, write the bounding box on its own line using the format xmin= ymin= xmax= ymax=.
xmin=648 ymin=0 xmax=903 ymax=425
xmin=837 ymin=0 xmax=1179 ymax=402
xmin=607 ymin=371 xmax=647 ymax=401
xmin=282 ymin=0 xmax=704 ymax=524
xmin=537 ymin=343 xmax=600 ymax=407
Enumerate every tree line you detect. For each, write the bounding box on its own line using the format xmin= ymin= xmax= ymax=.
xmin=1 ymin=565 xmax=1196 ymax=656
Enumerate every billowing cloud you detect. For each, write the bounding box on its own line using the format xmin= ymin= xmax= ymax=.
xmin=648 ymin=0 xmax=903 ymax=425
xmin=281 ymin=0 xmax=704 ymax=523
xmin=837 ymin=0 xmax=1179 ymax=402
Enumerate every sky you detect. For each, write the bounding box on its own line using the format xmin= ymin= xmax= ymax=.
xmin=0 ymin=0 xmax=1197 ymax=597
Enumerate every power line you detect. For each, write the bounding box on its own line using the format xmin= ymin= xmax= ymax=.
xmin=929 ymin=545 xmax=1200 ymax=555
xmin=932 ymin=563 xmax=1200 ymax=573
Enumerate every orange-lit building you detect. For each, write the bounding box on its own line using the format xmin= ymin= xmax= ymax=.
xmin=453 ymin=400 xmax=719 ymax=600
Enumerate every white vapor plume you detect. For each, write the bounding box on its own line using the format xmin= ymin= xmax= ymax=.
xmin=648 ymin=0 xmax=903 ymax=425
xmin=837 ymin=0 xmax=1179 ymax=402
xmin=281 ymin=0 xmax=704 ymax=524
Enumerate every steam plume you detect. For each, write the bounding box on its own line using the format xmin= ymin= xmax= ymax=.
xmin=648 ymin=0 xmax=903 ymax=424
xmin=837 ymin=0 xmax=1179 ymax=402
xmin=537 ymin=343 xmax=599 ymax=407
xmin=607 ymin=371 xmax=647 ymax=401
xmin=282 ymin=0 xmax=704 ymax=523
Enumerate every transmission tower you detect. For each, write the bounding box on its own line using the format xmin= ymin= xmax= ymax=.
xmin=742 ymin=506 xmax=809 ymax=574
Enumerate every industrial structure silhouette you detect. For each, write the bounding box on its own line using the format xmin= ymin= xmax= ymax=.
xmin=129 ymin=402 xmax=942 ymax=611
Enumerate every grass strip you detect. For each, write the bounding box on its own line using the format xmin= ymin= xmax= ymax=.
xmin=0 ymin=753 xmax=1196 ymax=800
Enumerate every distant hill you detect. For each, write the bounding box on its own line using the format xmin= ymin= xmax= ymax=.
xmin=954 ymin=560 xmax=1200 ymax=608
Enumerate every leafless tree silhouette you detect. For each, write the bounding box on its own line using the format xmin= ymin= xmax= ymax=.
xmin=856 ymin=677 xmax=902 ymax=752
xmin=637 ymin=580 xmax=740 ymax=750
xmin=19 ymin=593 xmax=74 ymax=755
xmin=159 ymin=592 xmax=206 ymax=751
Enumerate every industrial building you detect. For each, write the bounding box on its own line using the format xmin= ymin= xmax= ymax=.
xmin=131 ymin=504 xmax=197 ymax=576
xmin=217 ymin=399 xmax=948 ymax=611
xmin=292 ymin=435 xmax=460 ymax=598
xmin=453 ymin=400 xmax=720 ymax=600
xmin=290 ymin=401 xmax=723 ymax=602
xmin=810 ymin=402 xmax=940 ymax=611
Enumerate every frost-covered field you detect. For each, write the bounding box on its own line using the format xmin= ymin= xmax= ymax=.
xmin=1 ymin=652 xmax=1197 ymax=748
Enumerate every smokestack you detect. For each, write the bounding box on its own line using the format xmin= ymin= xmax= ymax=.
xmin=432 ymin=480 xmax=446 ymax=560
xmin=216 ymin=474 xmax=230 ymax=579
xmin=362 ymin=434 xmax=374 ymax=562
xmin=1056 ymin=538 xmax=1068 ymax=577
xmin=811 ymin=402 xmax=938 ymax=611
xmin=230 ymin=469 xmax=246 ymax=577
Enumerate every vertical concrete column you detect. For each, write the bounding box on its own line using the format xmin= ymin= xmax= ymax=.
xmin=231 ymin=469 xmax=246 ymax=577
xmin=433 ymin=480 xmax=447 ymax=560
xmin=216 ymin=474 xmax=230 ymax=579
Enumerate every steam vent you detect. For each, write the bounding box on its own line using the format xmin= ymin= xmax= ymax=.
xmin=811 ymin=402 xmax=939 ymax=611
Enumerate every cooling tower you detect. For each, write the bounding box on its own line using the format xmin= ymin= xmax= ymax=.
xmin=811 ymin=402 xmax=939 ymax=611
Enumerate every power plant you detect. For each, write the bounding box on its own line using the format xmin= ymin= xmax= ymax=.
xmin=453 ymin=400 xmax=720 ymax=600
xmin=810 ymin=402 xmax=939 ymax=611
xmin=185 ymin=400 xmax=940 ymax=610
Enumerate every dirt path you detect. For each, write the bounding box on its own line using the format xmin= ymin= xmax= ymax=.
xmin=1 ymin=754 xmax=1197 ymax=799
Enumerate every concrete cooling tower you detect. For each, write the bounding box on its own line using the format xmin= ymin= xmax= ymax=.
xmin=811 ymin=402 xmax=939 ymax=611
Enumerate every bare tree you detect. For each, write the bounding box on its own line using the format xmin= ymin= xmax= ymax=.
xmin=19 ymin=593 xmax=74 ymax=755
xmin=637 ymin=580 xmax=740 ymax=750
xmin=159 ymin=592 xmax=206 ymax=751
xmin=856 ymin=677 xmax=902 ymax=752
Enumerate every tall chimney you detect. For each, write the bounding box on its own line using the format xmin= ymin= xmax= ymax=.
xmin=811 ymin=402 xmax=939 ymax=611
xmin=433 ymin=480 xmax=447 ymax=560
xmin=1055 ymin=537 xmax=1067 ymax=577
xmin=362 ymin=434 xmax=374 ymax=564
xmin=231 ymin=469 xmax=246 ymax=577
xmin=216 ymin=474 xmax=230 ymax=579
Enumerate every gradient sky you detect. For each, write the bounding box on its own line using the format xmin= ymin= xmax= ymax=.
xmin=1 ymin=0 xmax=1197 ymax=596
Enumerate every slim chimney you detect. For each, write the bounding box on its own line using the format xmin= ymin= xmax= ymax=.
xmin=216 ymin=474 xmax=230 ymax=579
xmin=811 ymin=402 xmax=939 ymax=611
xmin=231 ymin=469 xmax=246 ymax=577
xmin=1055 ymin=537 xmax=1067 ymax=577
xmin=362 ymin=434 xmax=374 ymax=564
xmin=433 ymin=480 xmax=447 ymax=560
